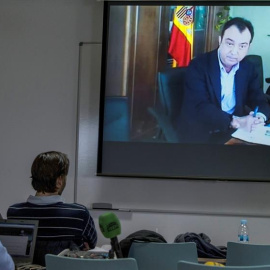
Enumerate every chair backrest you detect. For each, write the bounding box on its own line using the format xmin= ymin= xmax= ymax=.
xmin=45 ymin=254 xmax=138 ymax=270
xmin=244 ymin=55 xmax=264 ymax=89
xmin=178 ymin=260 xmax=270 ymax=270
xmin=103 ymin=96 xmax=130 ymax=141
xmin=226 ymin=242 xmax=270 ymax=266
xmin=128 ymin=242 xmax=198 ymax=270
xmin=158 ymin=67 xmax=187 ymax=119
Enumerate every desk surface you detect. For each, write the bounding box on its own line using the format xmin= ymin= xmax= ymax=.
xmin=225 ymin=138 xmax=254 ymax=145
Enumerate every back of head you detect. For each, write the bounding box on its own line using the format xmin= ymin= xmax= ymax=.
xmin=31 ymin=151 xmax=69 ymax=193
xmin=221 ymin=17 xmax=254 ymax=43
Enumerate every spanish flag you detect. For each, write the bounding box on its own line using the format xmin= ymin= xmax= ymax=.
xmin=168 ymin=6 xmax=194 ymax=67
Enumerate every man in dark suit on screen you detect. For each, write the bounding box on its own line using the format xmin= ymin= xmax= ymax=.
xmin=178 ymin=17 xmax=270 ymax=144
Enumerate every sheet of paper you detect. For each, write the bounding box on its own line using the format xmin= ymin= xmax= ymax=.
xmin=232 ymin=126 xmax=270 ymax=145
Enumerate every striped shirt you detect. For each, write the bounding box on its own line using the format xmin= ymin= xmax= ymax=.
xmin=7 ymin=195 xmax=97 ymax=249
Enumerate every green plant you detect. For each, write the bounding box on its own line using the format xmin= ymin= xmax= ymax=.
xmin=215 ymin=6 xmax=231 ymax=32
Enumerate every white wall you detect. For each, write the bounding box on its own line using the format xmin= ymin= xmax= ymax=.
xmin=0 ymin=0 xmax=103 ymax=215
xmin=231 ymin=6 xmax=270 ymax=92
xmin=1 ymin=0 xmax=270 ymax=249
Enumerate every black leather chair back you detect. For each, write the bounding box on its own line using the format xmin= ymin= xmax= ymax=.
xmin=147 ymin=67 xmax=187 ymax=142
xmin=158 ymin=67 xmax=187 ymax=120
xmin=244 ymin=54 xmax=264 ymax=89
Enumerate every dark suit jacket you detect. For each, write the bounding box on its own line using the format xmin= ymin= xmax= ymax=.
xmin=177 ymin=49 xmax=270 ymax=143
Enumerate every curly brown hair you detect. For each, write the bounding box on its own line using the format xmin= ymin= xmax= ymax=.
xmin=31 ymin=151 xmax=69 ymax=193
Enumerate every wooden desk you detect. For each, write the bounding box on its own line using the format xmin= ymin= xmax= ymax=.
xmin=225 ymin=138 xmax=255 ymax=145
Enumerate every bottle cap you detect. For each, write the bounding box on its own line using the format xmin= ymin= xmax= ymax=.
xmin=241 ymin=219 xmax=247 ymax=224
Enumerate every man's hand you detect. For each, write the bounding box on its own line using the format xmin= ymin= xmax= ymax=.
xmin=83 ymin=242 xmax=90 ymax=251
xmin=231 ymin=111 xmax=265 ymax=132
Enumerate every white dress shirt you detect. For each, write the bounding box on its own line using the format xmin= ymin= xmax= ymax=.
xmin=217 ymin=50 xmax=266 ymax=121
xmin=218 ymin=49 xmax=239 ymax=114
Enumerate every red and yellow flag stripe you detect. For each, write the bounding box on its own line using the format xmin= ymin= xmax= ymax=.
xmin=168 ymin=6 xmax=194 ymax=67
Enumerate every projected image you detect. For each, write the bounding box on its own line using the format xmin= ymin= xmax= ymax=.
xmin=102 ymin=4 xmax=270 ymax=145
xmin=97 ymin=2 xmax=270 ymax=181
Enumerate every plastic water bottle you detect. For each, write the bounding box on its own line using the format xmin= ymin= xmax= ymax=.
xmin=238 ymin=219 xmax=249 ymax=243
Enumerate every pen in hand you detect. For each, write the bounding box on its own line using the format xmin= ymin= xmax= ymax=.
xmin=253 ymin=106 xmax=259 ymax=117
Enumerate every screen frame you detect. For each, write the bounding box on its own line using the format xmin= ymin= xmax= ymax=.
xmin=97 ymin=0 xmax=270 ymax=182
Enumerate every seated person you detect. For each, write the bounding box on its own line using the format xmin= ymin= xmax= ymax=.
xmin=178 ymin=17 xmax=270 ymax=144
xmin=0 ymin=241 xmax=15 ymax=270
xmin=7 ymin=151 xmax=97 ymax=266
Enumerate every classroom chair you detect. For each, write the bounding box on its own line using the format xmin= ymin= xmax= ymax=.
xmin=128 ymin=242 xmax=198 ymax=270
xmin=45 ymin=254 xmax=138 ymax=270
xmin=226 ymin=242 xmax=270 ymax=266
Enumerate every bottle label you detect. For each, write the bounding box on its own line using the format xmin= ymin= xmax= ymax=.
xmin=238 ymin=234 xmax=249 ymax=242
